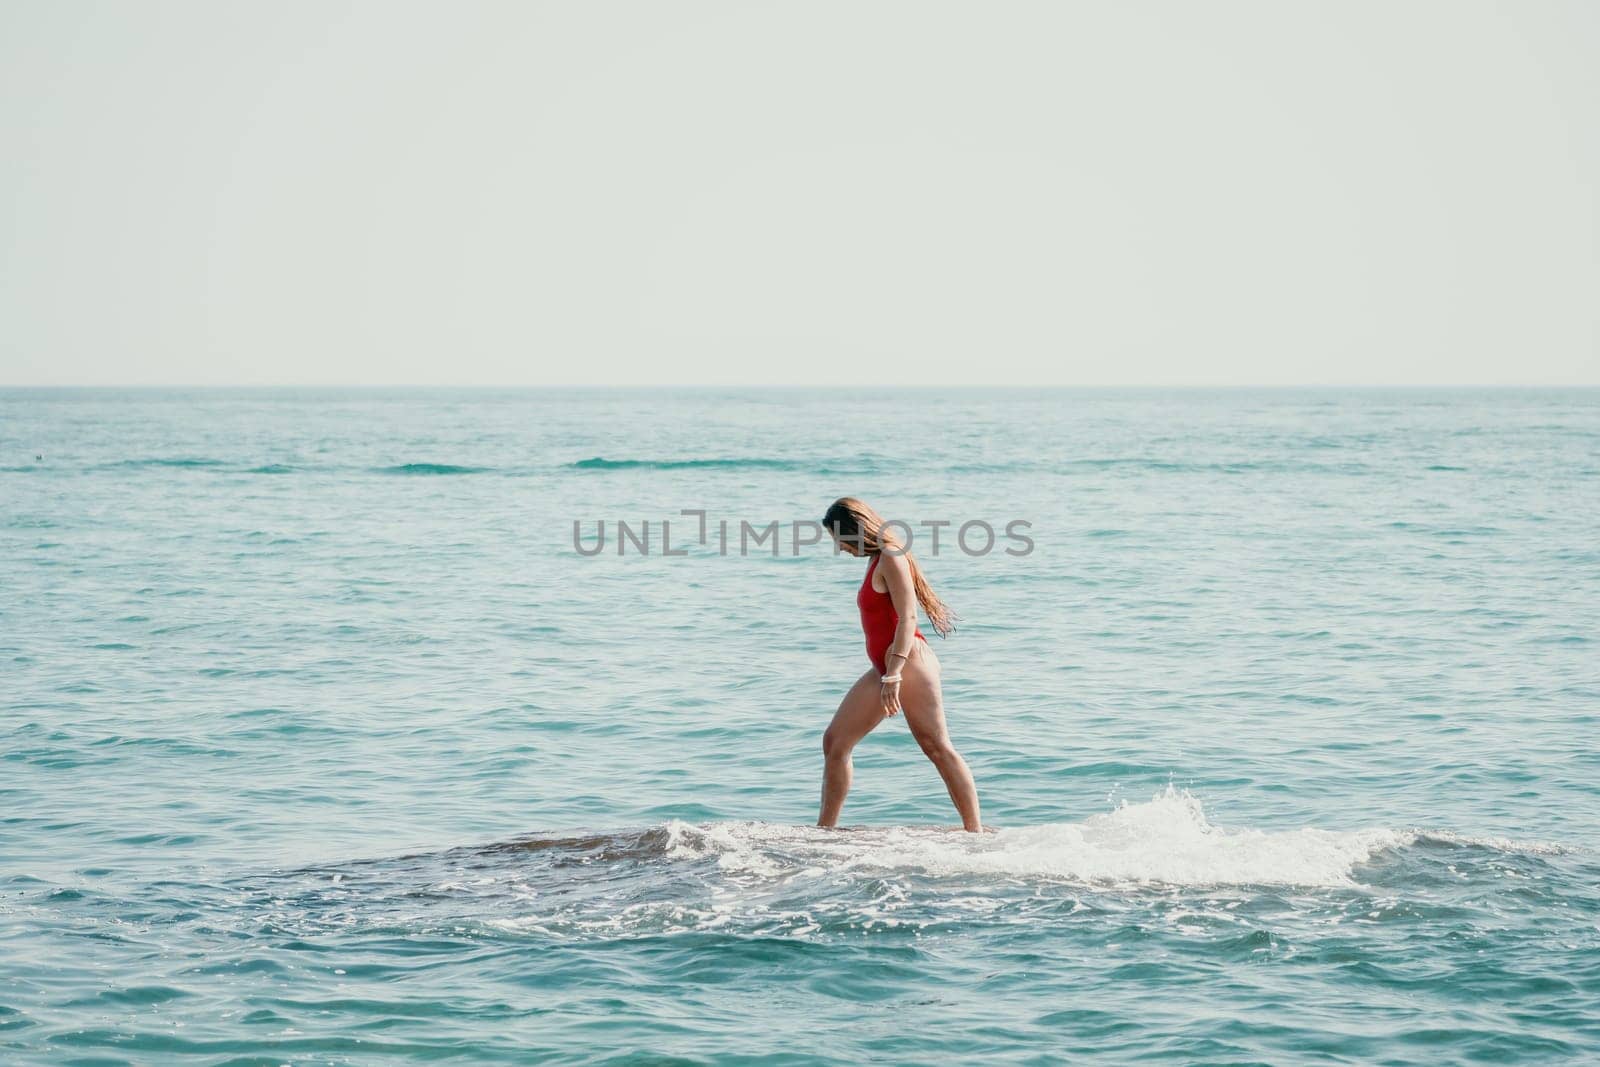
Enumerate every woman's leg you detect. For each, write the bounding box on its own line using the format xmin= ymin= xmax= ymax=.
xmin=898 ymin=646 xmax=983 ymax=831
xmin=817 ymin=668 xmax=890 ymax=827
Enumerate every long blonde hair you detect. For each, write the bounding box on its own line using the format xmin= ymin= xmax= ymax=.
xmin=823 ymin=496 xmax=957 ymax=637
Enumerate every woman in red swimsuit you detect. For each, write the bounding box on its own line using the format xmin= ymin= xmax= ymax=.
xmin=818 ymin=497 xmax=985 ymax=832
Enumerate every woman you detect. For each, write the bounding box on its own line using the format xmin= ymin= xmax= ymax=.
xmin=818 ymin=497 xmax=986 ymax=833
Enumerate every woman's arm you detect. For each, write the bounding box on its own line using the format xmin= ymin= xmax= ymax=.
xmin=877 ymin=551 xmax=921 ymax=716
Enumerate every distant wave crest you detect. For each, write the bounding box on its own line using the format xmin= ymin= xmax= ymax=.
xmin=109 ymin=458 xmax=226 ymax=469
xmin=573 ymin=457 xmax=808 ymax=471
xmin=377 ymin=463 xmax=491 ymax=475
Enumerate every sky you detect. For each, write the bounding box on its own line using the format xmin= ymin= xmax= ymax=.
xmin=1 ymin=1 xmax=1596 ymax=387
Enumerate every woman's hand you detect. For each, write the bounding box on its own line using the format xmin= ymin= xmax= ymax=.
xmin=879 ymin=677 xmax=902 ymax=717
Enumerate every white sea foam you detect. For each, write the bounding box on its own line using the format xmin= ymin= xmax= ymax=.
xmin=1409 ymin=829 xmax=1578 ymax=856
xmin=662 ymin=786 xmax=1409 ymax=889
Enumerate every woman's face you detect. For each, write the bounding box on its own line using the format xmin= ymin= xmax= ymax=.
xmin=828 ymin=531 xmax=863 ymax=557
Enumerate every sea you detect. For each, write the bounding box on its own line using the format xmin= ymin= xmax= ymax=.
xmin=2 ymin=387 xmax=1598 ymax=1064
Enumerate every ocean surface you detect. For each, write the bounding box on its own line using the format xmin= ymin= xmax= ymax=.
xmin=3 ymin=387 xmax=1598 ymax=1065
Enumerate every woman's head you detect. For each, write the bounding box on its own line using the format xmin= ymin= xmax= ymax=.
xmin=822 ymin=496 xmax=890 ymax=556
xmin=823 ymin=496 xmax=957 ymax=636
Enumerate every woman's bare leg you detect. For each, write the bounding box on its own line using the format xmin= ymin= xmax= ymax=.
xmin=817 ymin=669 xmax=890 ymax=827
xmin=898 ymin=646 xmax=983 ymax=831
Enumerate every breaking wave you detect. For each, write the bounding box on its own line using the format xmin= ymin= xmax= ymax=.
xmin=487 ymin=787 xmax=1410 ymax=891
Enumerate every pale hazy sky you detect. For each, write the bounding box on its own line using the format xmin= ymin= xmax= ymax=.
xmin=1 ymin=1 xmax=1596 ymax=386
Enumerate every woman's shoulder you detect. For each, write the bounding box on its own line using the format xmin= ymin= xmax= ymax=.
xmin=875 ymin=549 xmax=913 ymax=577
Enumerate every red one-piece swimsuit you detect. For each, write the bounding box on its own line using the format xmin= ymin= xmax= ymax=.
xmin=858 ymin=553 xmax=927 ymax=675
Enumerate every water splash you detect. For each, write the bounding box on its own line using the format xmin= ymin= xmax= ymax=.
xmin=655 ymin=787 xmax=1407 ymax=889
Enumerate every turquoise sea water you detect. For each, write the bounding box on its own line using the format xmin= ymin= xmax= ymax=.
xmin=3 ymin=387 xmax=1599 ymax=1065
